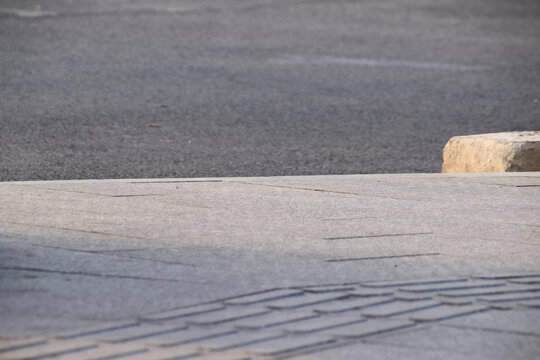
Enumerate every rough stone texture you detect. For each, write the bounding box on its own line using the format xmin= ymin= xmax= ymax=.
xmin=442 ymin=131 xmax=540 ymax=173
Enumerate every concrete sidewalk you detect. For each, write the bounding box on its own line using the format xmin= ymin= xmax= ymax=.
xmin=1 ymin=173 xmax=539 ymax=359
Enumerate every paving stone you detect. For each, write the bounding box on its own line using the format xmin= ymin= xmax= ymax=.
xmin=397 ymin=281 xmax=506 ymax=294
xmin=53 ymin=343 xmax=150 ymax=359
xmin=196 ymin=351 xmax=251 ymax=360
xmin=476 ymin=293 xmax=540 ymax=302
xmin=393 ymin=292 xmax=434 ymax=301
xmin=224 ymin=289 xmax=303 ymax=306
xmin=517 ymin=300 xmax=540 ymax=309
xmin=122 ymin=345 xmax=201 ymax=360
xmin=472 ymin=274 xmax=540 ymax=280
xmin=442 ymin=309 xmax=540 ymax=335
xmin=328 ymin=319 xmax=416 ymax=339
xmin=360 ymin=279 xmax=467 ymax=289
xmin=158 ymin=329 xmax=238 ymax=347
xmin=409 ymin=304 xmax=490 ymax=323
xmin=508 ymin=279 xmax=540 ymax=285
xmin=301 ymin=285 xmax=356 ymax=294
xmin=266 ymin=293 xmax=349 ymax=310
xmin=436 ymin=297 xmax=475 ymax=306
xmin=283 ymin=315 xmax=366 ymax=335
xmin=374 ymin=323 xmax=540 ymax=359
xmin=0 ymin=339 xmax=98 ymax=359
xmin=313 ymin=297 xmax=395 ymax=314
xmin=0 ymin=337 xmax=47 ymax=354
xmin=91 ymin=323 xmax=189 ymax=343
xmin=361 ymin=300 xmax=441 ymax=318
xmin=476 ymin=294 xmax=540 ymax=309
xmin=55 ymin=322 xmax=141 ymax=340
xmin=193 ymin=330 xmax=284 ymax=352
xmin=141 ymin=304 xmax=226 ymax=321
xmin=346 ymin=288 xmax=394 ymax=297
xmin=242 ymin=334 xmax=336 ymax=357
xmin=185 ymin=308 xmax=271 ymax=327
xmin=234 ymin=310 xmax=318 ymax=330
xmin=438 ymin=286 xmax=540 ymax=298
xmin=305 ymin=337 xmax=481 ymax=360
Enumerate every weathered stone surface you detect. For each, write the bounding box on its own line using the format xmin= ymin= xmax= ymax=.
xmin=442 ymin=131 xmax=540 ymax=173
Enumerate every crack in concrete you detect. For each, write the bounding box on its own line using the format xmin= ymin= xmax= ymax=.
xmin=110 ymin=194 xmax=166 ymax=198
xmin=0 ymin=266 xmax=201 ymax=283
xmin=8 ymin=184 xmax=165 ymax=199
xmin=9 ymin=184 xmax=116 ymax=198
xmin=6 ymin=222 xmax=153 ymax=241
xmin=229 ymin=181 xmax=427 ymax=202
xmin=324 ymin=232 xmax=433 ymax=240
xmin=29 ymin=244 xmax=196 ymax=267
xmin=326 ymin=253 xmax=440 ymax=262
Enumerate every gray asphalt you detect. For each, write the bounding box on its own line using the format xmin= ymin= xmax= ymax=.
xmin=1 ymin=0 xmax=539 ymax=181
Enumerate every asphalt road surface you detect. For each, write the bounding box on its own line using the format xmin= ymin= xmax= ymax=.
xmin=1 ymin=0 xmax=539 ymax=181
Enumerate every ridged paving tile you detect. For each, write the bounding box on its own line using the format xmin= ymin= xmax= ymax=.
xmin=361 ymin=299 xmax=441 ymax=318
xmin=197 ymin=356 xmax=249 ymax=360
xmin=92 ymin=323 xmax=189 ymax=343
xmin=438 ymin=286 xmax=540 ymax=298
xmin=507 ymin=279 xmax=540 ymax=285
xmin=313 ymin=297 xmax=394 ymax=314
xmin=196 ymin=351 xmax=251 ymax=360
xmin=409 ymin=304 xmax=490 ymax=323
xmin=476 ymin=294 xmax=540 ymax=304
xmin=360 ymin=278 xmax=467 ymax=288
xmin=141 ymin=304 xmax=226 ymax=321
xmin=243 ymin=334 xmax=336 ymax=357
xmin=397 ymin=281 xmax=505 ymax=294
xmin=392 ymin=292 xmax=434 ymax=301
xmin=8 ymin=274 xmax=540 ymax=360
xmin=283 ymin=315 xmax=366 ymax=335
xmin=266 ymin=293 xmax=349 ymax=310
xmin=517 ymin=300 xmax=540 ymax=309
xmin=327 ymin=319 xmax=416 ymax=339
xmin=52 ymin=343 xmax=149 ymax=360
xmin=0 ymin=340 xmax=98 ymax=360
xmin=224 ymin=289 xmax=303 ymax=306
xmin=55 ymin=322 xmax=141 ymax=340
xmin=193 ymin=331 xmax=285 ymax=352
xmin=472 ymin=274 xmax=540 ymax=280
xmin=185 ymin=308 xmax=271 ymax=326
xmin=300 ymin=285 xmax=356 ymax=294
xmin=346 ymin=288 xmax=394 ymax=297
xmin=441 ymin=308 xmax=540 ymax=335
xmin=0 ymin=337 xmax=47 ymax=353
xmin=234 ymin=310 xmax=319 ymax=330
xmin=154 ymin=329 xmax=238 ymax=347
xmin=120 ymin=345 xmax=200 ymax=360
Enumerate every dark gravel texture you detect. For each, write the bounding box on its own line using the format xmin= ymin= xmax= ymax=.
xmin=1 ymin=0 xmax=539 ymax=180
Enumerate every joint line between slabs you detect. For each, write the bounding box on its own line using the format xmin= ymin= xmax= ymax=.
xmin=326 ymin=253 xmax=440 ymax=262
xmin=324 ymin=232 xmax=433 ymax=240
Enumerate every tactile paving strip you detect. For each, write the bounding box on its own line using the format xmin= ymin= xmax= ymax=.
xmin=1 ymin=274 xmax=539 ymax=360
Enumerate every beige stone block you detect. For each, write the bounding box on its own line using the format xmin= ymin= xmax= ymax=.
xmin=442 ymin=131 xmax=540 ymax=173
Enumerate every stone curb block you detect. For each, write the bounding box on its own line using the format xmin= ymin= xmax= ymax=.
xmin=442 ymin=131 xmax=540 ymax=173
